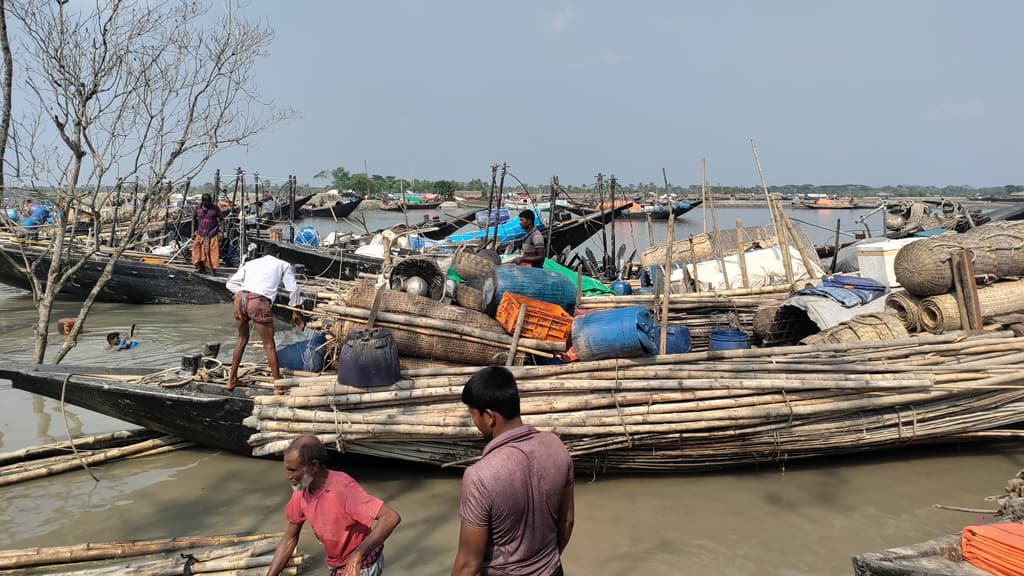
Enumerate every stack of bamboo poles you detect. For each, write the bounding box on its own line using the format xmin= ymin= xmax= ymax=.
xmin=0 ymin=430 xmax=193 ymax=487
xmin=245 ymin=331 xmax=1024 ymax=473
xmin=579 ymin=287 xmax=790 ymax=350
xmin=0 ymin=533 xmax=304 ymax=575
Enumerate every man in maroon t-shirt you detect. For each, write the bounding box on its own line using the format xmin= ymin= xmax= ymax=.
xmin=266 ymin=436 xmax=402 ymax=576
xmin=451 ymin=366 xmax=575 ymax=576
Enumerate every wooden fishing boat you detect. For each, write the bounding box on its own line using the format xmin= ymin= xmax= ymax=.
xmin=381 ymin=200 xmax=443 ymax=211
xmin=7 ymin=331 xmax=1024 ymax=471
xmin=298 ymin=195 xmax=363 ymax=218
xmin=530 ymin=203 xmax=632 ymax=255
xmin=248 ymin=236 xmax=384 ymax=281
xmin=620 ymin=199 xmax=703 ymax=220
xmin=852 ymin=534 xmax=987 ymax=576
xmin=799 ymin=196 xmax=860 ymax=209
xmin=0 ymin=364 xmax=257 ymax=455
xmin=0 ymin=240 xmax=232 ymax=304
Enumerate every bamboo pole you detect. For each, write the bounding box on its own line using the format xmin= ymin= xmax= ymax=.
xmin=0 ymin=429 xmax=157 ymax=466
xmin=736 ymin=219 xmax=750 ymax=289
xmin=0 ymin=533 xmax=281 ymax=570
xmin=0 ymin=436 xmax=185 ymax=488
xmin=777 ymin=199 xmax=820 ymax=280
xmin=506 ymin=304 xmax=528 ymax=367
xmin=660 ymin=212 xmax=675 ymax=354
xmin=703 ymin=158 xmax=731 ymax=289
xmin=751 ymin=138 xmax=793 ymax=283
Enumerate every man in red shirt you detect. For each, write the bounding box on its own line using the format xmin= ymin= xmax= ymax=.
xmin=266 ymin=436 xmax=401 ymax=576
xmin=450 ymin=366 xmax=575 ymax=576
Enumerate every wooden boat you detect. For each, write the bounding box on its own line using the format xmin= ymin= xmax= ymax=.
xmin=0 ymin=364 xmax=257 ymax=455
xmin=852 ymin=534 xmax=987 ymax=576
xmin=248 ymin=236 xmax=384 ymax=281
xmin=531 ymin=203 xmax=632 ymax=255
xmin=381 ymin=200 xmax=443 ymax=211
xmin=799 ymin=196 xmax=860 ymax=209
xmin=620 ymin=199 xmax=703 ymax=220
xmin=0 ymin=240 xmax=232 ymax=304
xmin=299 ymin=195 xmax=363 ymax=218
xmin=7 ymin=331 xmax=1024 ymax=471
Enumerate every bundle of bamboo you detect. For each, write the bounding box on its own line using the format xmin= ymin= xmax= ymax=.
xmin=245 ymin=331 xmax=1024 ymax=473
xmin=0 ymin=430 xmax=193 ymax=487
xmin=0 ymin=533 xmax=304 ymax=575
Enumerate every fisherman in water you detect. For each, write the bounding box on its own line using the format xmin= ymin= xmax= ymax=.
xmin=507 ymin=209 xmax=545 ymax=268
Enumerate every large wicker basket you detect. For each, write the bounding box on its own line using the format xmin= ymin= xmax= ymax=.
xmin=454 ymin=249 xmax=497 ymax=280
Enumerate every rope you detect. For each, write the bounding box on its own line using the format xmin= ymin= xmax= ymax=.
xmin=60 ymin=374 xmax=99 ymax=483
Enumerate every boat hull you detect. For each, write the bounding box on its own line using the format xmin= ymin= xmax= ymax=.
xmin=1 ymin=364 xmax=256 ymax=455
xmin=249 ymin=236 xmax=383 ymax=281
xmin=299 ymin=197 xmax=363 ymax=218
xmin=0 ymin=242 xmax=232 ymax=304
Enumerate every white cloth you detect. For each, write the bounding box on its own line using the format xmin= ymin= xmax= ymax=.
xmin=225 ymin=255 xmax=301 ymax=306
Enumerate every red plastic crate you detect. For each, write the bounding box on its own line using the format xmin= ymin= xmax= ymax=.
xmin=496 ymin=292 xmax=573 ymax=343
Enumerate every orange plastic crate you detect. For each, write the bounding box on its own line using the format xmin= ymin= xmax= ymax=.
xmin=496 ymin=292 xmax=573 ymax=343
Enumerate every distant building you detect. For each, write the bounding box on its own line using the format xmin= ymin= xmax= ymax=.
xmin=454 ymin=190 xmax=482 ymax=199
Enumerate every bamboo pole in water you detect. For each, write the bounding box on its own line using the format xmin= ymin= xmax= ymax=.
xmin=0 ymin=429 xmax=158 ymax=466
xmin=0 ymin=436 xmax=185 ymax=488
xmin=0 ymin=533 xmax=281 ymax=570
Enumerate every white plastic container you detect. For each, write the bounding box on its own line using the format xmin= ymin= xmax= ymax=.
xmin=856 ymin=238 xmax=923 ymax=288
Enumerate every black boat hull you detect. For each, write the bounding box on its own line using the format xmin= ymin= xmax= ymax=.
xmin=0 ymin=242 xmax=232 ymax=304
xmin=1 ymin=364 xmax=256 ymax=455
xmin=620 ymin=200 xmax=703 ymax=220
xmin=249 ymin=236 xmax=384 ymax=281
xmin=299 ymin=197 xmax=363 ymax=218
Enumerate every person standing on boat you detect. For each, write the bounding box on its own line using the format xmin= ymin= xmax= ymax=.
xmin=507 ymin=209 xmax=545 ymax=268
xmin=450 ymin=366 xmax=575 ymax=576
xmin=266 ymin=435 xmax=402 ymax=576
xmin=224 ymin=250 xmax=303 ymax=391
xmin=192 ymin=193 xmax=223 ymax=274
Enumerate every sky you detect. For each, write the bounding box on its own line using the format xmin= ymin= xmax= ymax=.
xmin=206 ymin=1 xmax=1023 ymax=188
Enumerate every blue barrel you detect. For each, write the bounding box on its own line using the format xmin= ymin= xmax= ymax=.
xmin=294 ymin=225 xmax=320 ymax=247
xmin=482 ymin=265 xmax=576 ymax=316
xmin=5 ymin=208 xmax=17 ymax=220
xmin=19 ymin=216 xmax=39 ymax=227
xmin=610 ymin=280 xmax=632 ymax=295
xmin=338 ymin=328 xmax=401 ymax=388
xmin=31 ymin=204 xmax=50 ymax=220
xmin=571 ymin=306 xmax=658 ymax=362
xmin=708 ymin=330 xmax=750 ymax=351
xmin=664 ymin=324 xmax=692 ymax=354
xmin=276 ymin=332 xmax=327 ymax=372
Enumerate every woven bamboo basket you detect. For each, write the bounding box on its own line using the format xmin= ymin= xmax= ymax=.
xmin=801 ymin=313 xmax=908 ymax=345
xmin=894 ymin=221 xmax=1024 ymax=297
xmin=885 ymin=290 xmax=925 ymax=332
xmin=919 ymin=279 xmax=1024 ymax=332
xmin=455 ymin=283 xmax=485 ymax=312
xmin=454 ymin=249 xmax=497 ymax=280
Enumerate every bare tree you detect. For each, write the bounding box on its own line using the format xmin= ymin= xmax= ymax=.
xmin=1 ymin=0 xmax=289 ymax=363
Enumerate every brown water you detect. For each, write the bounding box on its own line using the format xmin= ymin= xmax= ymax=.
xmin=1 ymin=209 xmax=1023 ymax=575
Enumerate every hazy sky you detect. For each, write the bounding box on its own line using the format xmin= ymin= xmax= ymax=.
xmin=208 ymin=1 xmax=1022 ymax=187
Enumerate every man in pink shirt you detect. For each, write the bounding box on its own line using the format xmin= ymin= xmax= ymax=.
xmin=451 ymin=366 xmax=575 ymax=576
xmin=266 ymin=436 xmax=401 ymax=576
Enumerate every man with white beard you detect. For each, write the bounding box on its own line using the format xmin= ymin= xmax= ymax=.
xmin=266 ymin=436 xmax=401 ymax=576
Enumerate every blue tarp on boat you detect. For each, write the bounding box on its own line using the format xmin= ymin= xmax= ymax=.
xmin=447 ymin=209 xmax=543 ymax=245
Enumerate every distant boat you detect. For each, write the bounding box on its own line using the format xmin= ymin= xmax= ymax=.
xmin=381 ymin=200 xmax=443 ymax=211
xmin=618 ymin=199 xmax=703 ymax=220
xmin=299 ymin=195 xmax=363 ymax=218
xmin=800 ymin=196 xmax=858 ymax=209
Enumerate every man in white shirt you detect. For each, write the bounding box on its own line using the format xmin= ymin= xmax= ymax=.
xmin=225 ymin=251 xmax=303 ymax=391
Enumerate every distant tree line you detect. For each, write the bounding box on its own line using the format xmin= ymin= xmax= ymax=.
xmin=311 ymin=166 xmax=489 ymax=199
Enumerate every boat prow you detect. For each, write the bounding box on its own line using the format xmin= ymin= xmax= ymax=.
xmin=0 ymin=364 xmax=256 ymax=455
